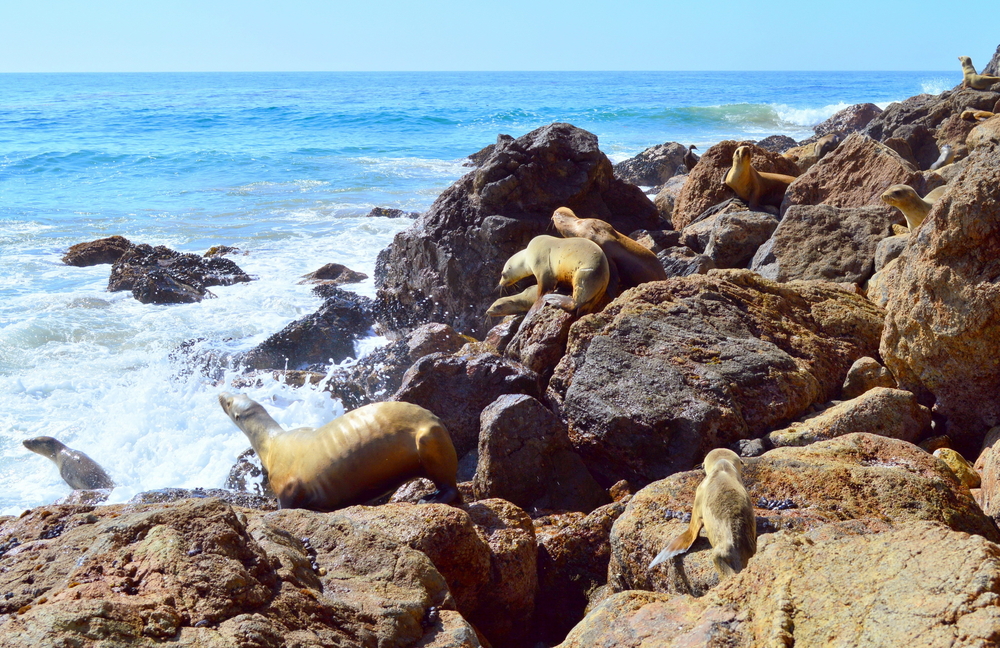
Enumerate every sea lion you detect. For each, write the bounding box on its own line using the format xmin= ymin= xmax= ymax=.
xmin=683 ymin=145 xmax=700 ymax=172
xmin=550 ymin=207 xmax=667 ymax=290
xmin=781 ymin=133 xmax=841 ymax=173
xmin=880 ymin=184 xmax=946 ymax=231
xmin=649 ymin=448 xmax=756 ymax=578
xmin=725 ymin=145 xmax=797 ymax=210
xmin=959 ymin=56 xmax=1000 ymax=90
xmin=23 ymin=436 xmax=115 ymax=490
xmin=961 ymin=109 xmax=995 ymax=121
xmin=929 ymin=144 xmax=955 ymax=170
xmin=497 ymin=235 xmax=610 ymax=314
xmin=486 ymin=285 xmax=539 ymax=317
xmin=219 ymin=393 xmax=460 ymax=511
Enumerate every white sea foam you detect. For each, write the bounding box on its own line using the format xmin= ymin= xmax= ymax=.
xmin=772 ymin=102 xmax=851 ymax=128
xmin=921 ymin=78 xmax=954 ymax=95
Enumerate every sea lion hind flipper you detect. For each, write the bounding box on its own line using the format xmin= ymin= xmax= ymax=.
xmin=649 ymin=512 xmax=703 ymax=569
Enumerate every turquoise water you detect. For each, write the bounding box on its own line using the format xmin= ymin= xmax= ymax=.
xmin=0 ymin=71 xmax=958 ymax=513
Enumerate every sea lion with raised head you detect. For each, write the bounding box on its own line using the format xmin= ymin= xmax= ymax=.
xmin=929 ymin=144 xmax=955 ymax=170
xmin=219 ymin=393 xmax=460 ymax=511
xmin=725 ymin=145 xmax=797 ymax=210
xmin=497 ymin=235 xmax=610 ymax=315
xmin=550 ymin=207 xmax=667 ymax=290
xmin=959 ymin=56 xmax=1000 ymax=90
xmin=649 ymin=448 xmax=756 ymax=578
xmin=23 ymin=436 xmax=115 ymax=490
xmin=880 ymin=184 xmax=946 ymax=231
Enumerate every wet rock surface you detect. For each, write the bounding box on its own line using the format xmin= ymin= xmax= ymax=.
xmin=62 ymin=235 xmax=134 ymax=266
xmin=108 ymin=244 xmax=252 ymax=304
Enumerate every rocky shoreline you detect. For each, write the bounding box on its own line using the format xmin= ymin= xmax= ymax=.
xmin=5 ymin=44 xmax=1000 ymax=647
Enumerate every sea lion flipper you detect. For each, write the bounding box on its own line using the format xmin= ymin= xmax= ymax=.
xmin=649 ymin=508 xmax=703 ymax=569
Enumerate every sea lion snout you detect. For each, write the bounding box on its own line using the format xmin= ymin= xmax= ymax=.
xmin=23 ymin=436 xmax=61 ymax=457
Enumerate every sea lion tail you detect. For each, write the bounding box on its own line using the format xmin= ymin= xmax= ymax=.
xmin=648 ymin=531 xmax=696 ymax=569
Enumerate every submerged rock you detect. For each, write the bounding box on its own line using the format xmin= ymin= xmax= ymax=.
xmin=108 ymin=243 xmax=251 ymax=304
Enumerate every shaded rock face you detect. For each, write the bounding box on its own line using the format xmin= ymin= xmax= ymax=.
xmin=750 ymin=204 xmax=900 ymax=284
xmin=671 ymin=141 xmax=800 ymax=231
xmin=814 ymin=102 xmax=883 ymax=137
xmin=464 ymin=133 xmax=515 ymax=168
xmin=108 ymin=244 xmax=252 ymax=304
xmin=880 ymin=132 xmax=1000 ymax=458
xmin=62 ymin=235 xmax=133 ymax=266
xmin=563 ymin=522 xmax=1000 ymax=648
xmin=612 ymin=142 xmax=688 ymax=186
xmin=781 ymin=133 xmax=924 ymax=215
xmin=874 ymin=232 xmax=909 ymax=271
xmin=375 ymin=123 xmax=660 ymax=337
xmin=546 ymin=270 xmax=884 ymax=487
xmin=701 ymin=210 xmax=778 ymax=269
xmin=393 ymin=351 xmax=543 ymax=457
xmin=473 ymin=394 xmax=608 ymax=514
xmin=652 ymin=174 xmax=687 ymax=224
xmin=609 ymin=434 xmax=998 ymax=598
xmin=238 ymin=287 xmax=374 ymax=371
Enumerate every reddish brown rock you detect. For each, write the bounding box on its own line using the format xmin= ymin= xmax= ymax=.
xmin=298 ymin=262 xmax=368 ymax=285
xmin=671 ymin=141 xmax=799 ymax=231
xmin=814 ymin=102 xmax=883 ymax=137
xmin=503 ymin=301 xmax=575 ymax=383
xmin=61 ymin=235 xmax=133 ymax=266
xmin=841 ymin=355 xmax=897 ymax=399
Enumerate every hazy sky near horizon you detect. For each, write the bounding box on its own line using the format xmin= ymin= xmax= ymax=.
xmin=2 ymin=0 xmax=998 ymax=73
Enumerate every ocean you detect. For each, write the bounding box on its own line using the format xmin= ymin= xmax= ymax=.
xmin=0 ymin=70 xmax=958 ymax=514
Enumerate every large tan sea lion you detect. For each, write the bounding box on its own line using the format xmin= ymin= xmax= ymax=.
xmin=649 ymin=448 xmax=757 ymax=578
xmin=550 ymin=207 xmax=667 ymax=290
xmin=724 ymin=145 xmax=797 ymax=210
xmin=959 ymin=56 xmax=1000 ymax=90
xmin=23 ymin=436 xmax=115 ymax=490
xmin=219 ymin=393 xmax=460 ymax=511
xmin=497 ymin=235 xmax=610 ymax=314
xmin=880 ymin=184 xmax=946 ymax=231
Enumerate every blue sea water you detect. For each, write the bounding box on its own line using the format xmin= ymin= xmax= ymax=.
xmin=0 ymin=71 xmax=959 ymax=514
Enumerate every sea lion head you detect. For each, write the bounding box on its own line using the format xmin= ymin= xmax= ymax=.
xmin=959 ymin=56 xmax=972 ymax=66
xmin=219 ymin=392 xmax=275 ymax=435
xmin=732 ymin=146 xmax=751 ymax=167
xmin=23 ymin=436 xmax=65 ymax=459
xmin=703 ymin=447 xmax=743 ymax=478
xmin=880 ymin=184 xmax=919 ymax=209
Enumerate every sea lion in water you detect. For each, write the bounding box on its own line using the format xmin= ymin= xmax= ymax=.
xmin=550 ymin=207 xmax=667 ymax=290
xmin=880 ymin=184 xmax=946 ymax=231
xmin=724 ymin=145 xmax=797 ymax=210
xmin=23 ymin=436 xmax=115 ymax=490
xmin=959 ymin=56 xmax=1000 ymax=90
xmin=649 ymin=448 xmax=756 ymax=578
xmin=498 ymin=235 xmax=610 ymax=314
xmin=929 ymin=144 xmax=955 ymax=170
xmin=219 ymin=393 xmax=460 ymax=511
xmin=961 ymin=109 xmax=995 ymax=121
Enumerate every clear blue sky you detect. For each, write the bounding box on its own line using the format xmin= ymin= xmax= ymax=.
xmin=2 ymin=0 xmax=998 ymax=72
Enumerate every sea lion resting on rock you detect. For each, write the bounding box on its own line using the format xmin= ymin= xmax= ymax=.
xmin=498 ymin=235 xmax=610 ymax=315
xmin=219 ymin=393 xmax=460 ymax=511
xmin=929 ymin=144 xmax=955 ymax=171
xmin=958 ymin=56 xmax=1000 ymax=90
xmin=23 ymin=436 xmax=115 ymax=490
xmin=880 ymin=184 xmax=947 ymax=231
xmin=961 ymin=109 xmax=995 ymax=122
xmin=649 ymin=448 xmax=756 ymax=577
xmin=551 ymin=207 xmax=667 ymax=290
xmin=782 ymin=133 xmax=841 ymax=173
xmin=725 ymin=145 xmax=797 ymax=210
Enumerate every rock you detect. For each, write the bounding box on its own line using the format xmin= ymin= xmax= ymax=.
xmin=546 ymin=270 xmax=884 ymax=487
xmin=393 ymin=351 xmax=543 ymax=457
xmin=464 ymin=134 xmax=515 ymax=168
xmin=749 ymin=204 xmax=901 ymax=284
xmin=473 ymin=394 xmax=608 ymax=514
xmin=874 ymin=233 xmax=909 ymax=271
xmin=984 ymin=44 xmax=1000 ymax=77
xmin=702 ymin=210 xmax=778 ymax=269
xmin=841 ymin=356 xmax=897 ymax=399
xmin=631 ymin=228 xmax=681 ymax=254
xmin=968 ymin=114 xmax=1000 ymax=151
xmin=364 ymin=206 xmax=419 ymax=218
xmin=532 ymin=501 xmax=627 ymax=644
xmin=324 ymin=323 xmax=467 ymax=410
xmin=765 ymin=387 xmax=931 ymax=448
xmin=781 ymin=134 xmax=842 ymax=174
xmin=61 ymin=235 xmax=133 ymax=266
xmin=298 ymin=262 xmax=368 ymax=285
xmin=203 ymin=245 xmax=241 ymax=257
xmin=864 ymin=256 xmax=902 ymax=308
xmin=238 ymin=288 xmax=373 ymax=371
xmin=566 ymin=521 xmax=1000 ymax=648
xmin=814 ymin=102 xmax=883 ymax=137
xmin=108 ymin=244 xmax=252 ymax=304
xmin=754 ymin=135 xmax=797 ymax=153
xmin=879 ymin=128 xmax=1000 ymax=458
xmin=226 ymin=448 xmax=274 ymax=498
xmin=671 ymin=141 xmax=799 ymax=231
xmin=613 ymin=142 xmax=689 ymax=186
xmin=781 ymin=133 xmax=925 ymax=215
xmin=608 ymin=433 xmax=998 ymax=598
xmin=126 ymin=488 xmax=276 ymax=510
xmin=657 ymin=246 xmax=714 ymax=277
xmin=652 ymin=174 xmax=687 ymax=225
xmin=375 ymin=123 xmax=660 ymax=337
xmin=503 ymin=301 xmax=575 ymax=383
xmin=933 ymin=448 xmax=981 ymax=489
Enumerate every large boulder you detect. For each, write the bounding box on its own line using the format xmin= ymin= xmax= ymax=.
xmin=671 ymin=141 xmax=799 ymax=231
xmin=702 ymin=210 xmax=778 ymax=269
xmin=547 ymin=270 xmax=884 ymax=487
xmin=813 ymin=102 xmax=883 ymax=137
xmin=374 ymin=123 xmax=660 ymax=337
xmin=613 ymin=142 xmax=688 ymax=186
xmin=880 ymin=127 xmax=1000 ymax=458
xmin=62 ymin=235 xmax=133 ymax=266
xmin=749 ymin=204 xmax=900 ymax=284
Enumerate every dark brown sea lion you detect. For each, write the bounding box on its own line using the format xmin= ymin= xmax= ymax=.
xmin=23 ymin=436 xmax=115 ymax=490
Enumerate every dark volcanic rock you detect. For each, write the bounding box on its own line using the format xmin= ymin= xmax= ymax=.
xmin=298 ymin=263 xmax=368 ymax=285
xmin=465 ymin=133 xmax=515 ymax=168
xmin=62 ymin=235 xmax=133 ymax=266
xmin=814 ymin=103 xmax=882 ymax=137
xmin=754 ymin=135 xmax=797 ymax=153
xmin=374 ymin=123 xmax=661 ymax=337
xmin=239 ymin=288 xmax=373 ymax=370
xmin=546 ymin=270 xmax=884 ymax=487
xmin=612 ymin=142 xmax=688 ymax=186
xmin=108 ymin=244 xmax=252 ymax=304
xmin=702 ymin=210 xmax=779 ymax=269
xmin=364 ymin=206 xmax=419 ymax=219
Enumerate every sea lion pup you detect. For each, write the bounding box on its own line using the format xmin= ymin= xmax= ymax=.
xmin=880 ymin=184 xmax=946 ymax=231
xmin=724 ymin=145 xmax=797 ymax=210
xmin=958 ymin=56 xmax=1000 ymax=90
xmin=683 ymin=145 xmax=700 ymax=171
xmin=961 ymin=109 xmax=995 ymax=121
xmin=550 ymin=207 xmax=667 ymax=289
xmin=649 ymin=448 xmax=756 ymax=578
xmin=486 ymin=285 xmax=539 ymax=317
xmin=929 ymin=144 xmax=955 ymax=170
xmin=23 ymin=436 xmax=115 ymax=490
xmin=782 ymin=133 xmax=841 ymax=173
xmin=497 ymin=235 xmax=610 ymax=314
xmin=219 ymin=393 xmax=460 ymax=511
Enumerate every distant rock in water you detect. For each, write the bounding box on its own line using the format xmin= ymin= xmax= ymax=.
xmin=298 ymin=262 xmax=368 ymax=286
xmin=108 ymin=244 xmax=252 ymax=304
xmin=364 ymin=206 xmax=419 ymax=219
xmin=754 ymin=134 xmax=797 ymax=153
xmin=62 ymin=235 xmax=133 ymax=266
